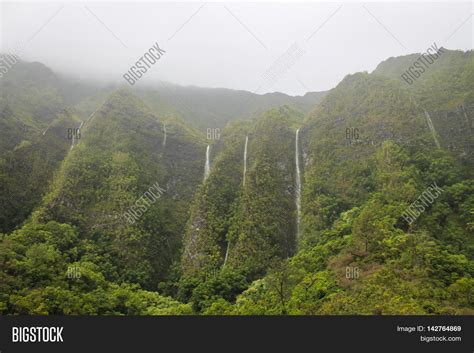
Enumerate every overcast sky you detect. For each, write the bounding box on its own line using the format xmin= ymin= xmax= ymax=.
xmin=1 ymin=1 xmax=472 ymax=95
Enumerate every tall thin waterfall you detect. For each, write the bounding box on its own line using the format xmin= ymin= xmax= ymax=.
xmin=204 ymin=145 xmax=210 ymax=180
xmin=162 ymin=123 xmax=167 ymax=148
xmin=70 ymin=130 xmax=75 ymax=151
xmin=223 ymin=241 xmax=230 ymax=266
xmin=295 ymin=128 xmax=301 ymax=237
xmin=70 ymin=121 xmax=84 ymax=151
xmin=224 ymin=135 xmax=249 ymax=266
xmin=243 ymin=135 xmax=249 ymax=186
xmin=424 ymin=110 xmax=440 ymax=148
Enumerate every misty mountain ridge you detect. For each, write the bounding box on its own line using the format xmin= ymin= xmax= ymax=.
xmin=0 ymin=56 xmax=327 ymax=131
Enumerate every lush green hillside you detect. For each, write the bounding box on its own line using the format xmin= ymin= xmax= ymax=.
xmin=300 ymin=72 xmax=429 ymax=239
xmin=29 ymin=89 xmax=206 ymax=288
xmin=374 ymin=48 xmax=474 ymax=109
xmin=0 ymin=89 xmax=207 ymax=314
xmin=182 ymin=106 xmax=301 ymax=274
xmin=178 ymin=106 xmax=303 ymax=311
xmin=0 ymin=108 xmax=79 ymax=233
xmin=0 ymin=60 xmax=64 ymax=155
xmin=0 ymin=59 xmax=100 ymax=140
xmin=200 ymin=53 xmax=474 ymax=315
xmin=374 ymin=48 xmax=474 ymax=168
xmin=224 ymin=106 xmax=302 ymax=275
xmin=0 ymin=59 xmax=111 ymax=233
xmin=0 ymin=50 xmax=472 ymax=315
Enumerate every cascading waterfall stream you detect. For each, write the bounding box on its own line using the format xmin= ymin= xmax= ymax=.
xmin=295 ymin=128 xmax=301 ymax=238
xmin=224 ymin=135 xmax=249 ymax=266
xmin=162 ymin=123 xmax=167 ymax=148
xmin=243 ymin=135 xmax=248 ymax=186
xmin=223 ymin=239 xmax=230 ymax=266
xmin=70 ymin=120 xmax=84 ymax=151
xmin=424 ymin=109 xmax=441 ymax=148
xmin=204 ymin=145 xmax=210 ymax=180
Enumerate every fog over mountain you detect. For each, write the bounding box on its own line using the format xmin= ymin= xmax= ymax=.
xmin=1 ymin=1 xmax=472 ymax=95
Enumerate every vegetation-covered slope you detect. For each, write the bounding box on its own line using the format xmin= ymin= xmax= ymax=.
xmin=182 ymin=107 xmax=301 ymax=279
xmin=0 ymin=108 xmax=79 ymax=233
xmin=199 ymin=52 xmax=473 ymax=315
xmin=0 ymin=50 xmax=472 ymax=315
xmin=0 ymin=60 xmax=64 ymax=155
xmin=374 ymin=48 xmax=474 ymax=167
xmin=31 ymin=89 xmax=206 ymax=288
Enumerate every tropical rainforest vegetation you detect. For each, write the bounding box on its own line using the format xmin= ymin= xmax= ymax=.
xmin=0 ymin=48 xmax=472 ymax=315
